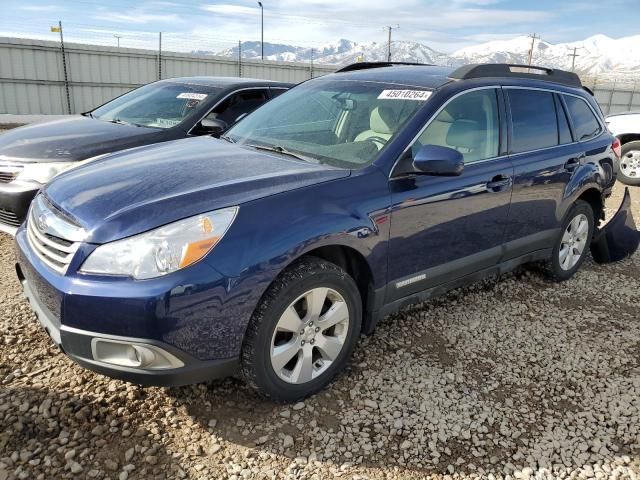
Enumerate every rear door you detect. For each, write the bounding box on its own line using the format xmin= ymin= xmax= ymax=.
xmin=502 ymin=87 xmax=584 ymax=259
xmin=561 ymin=94 xmax=610 ymax=182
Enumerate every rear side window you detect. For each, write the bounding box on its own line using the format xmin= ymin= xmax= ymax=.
xmin=508 ymin=89 xmax=558 ymax=153
xmin=563 ymin=95 xmax=602 ymax=141
xmin=555 ymin=94 xmax=573 ymax=144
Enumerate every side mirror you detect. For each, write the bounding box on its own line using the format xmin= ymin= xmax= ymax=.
xmin=413 ymin=145 xmax=464 ymax=176
xmin=198 ymin=118 xmax=228 ymax=137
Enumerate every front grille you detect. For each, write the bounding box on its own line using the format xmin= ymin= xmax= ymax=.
xmin=0 ymin=163 xmax=23 ymax=183
xmin=0 ymin=171 xmax=17 ymax=183
xmin=26 ymin=202 xmax=81 ymax=275
xmin=0 ymin=208 xmax=21 ymax=227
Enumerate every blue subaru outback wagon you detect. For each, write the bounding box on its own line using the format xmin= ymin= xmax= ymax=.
xmin=16 ymin=63 xmax=621 ymax=401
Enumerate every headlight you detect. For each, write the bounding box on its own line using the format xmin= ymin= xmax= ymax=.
xmin=16 ymin=162 xmax=78 ymax=184
xmin=16 ymin=154 xmax=110 ymax=184
xmin=80 ymin=207 xmax=238 ymax=280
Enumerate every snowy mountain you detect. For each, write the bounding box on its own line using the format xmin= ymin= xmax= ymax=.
xmin=212 ymin=39 xmax=359 ymax=63
xmin=200 ymin=34 xmax=640 ymax=77
xmin=452 ymin=34 xmax=640 ymax=76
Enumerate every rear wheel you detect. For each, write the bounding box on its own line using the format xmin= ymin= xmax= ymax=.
xmin=619 ymin=141 xmax=640 ymax=186
xmin=241 ymin=257 xmax=361 ymax=402
xmin=542 ymin=200 xmax=594 ymax=282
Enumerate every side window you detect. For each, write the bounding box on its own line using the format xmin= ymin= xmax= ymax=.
xmin=563 ymin=95 xmax=602 ymax=141
xmin=270 ymin=88 xmax=288 ymax=99
xmin=555 ymin=94 xmax=573 ymax=144
xmin=207 ymin=89 xmax=269 ymax=125
xmin=414 ymin=89 xmax=500 ymax=164
xmin=508 ymin=89 xmax=558 ymax=153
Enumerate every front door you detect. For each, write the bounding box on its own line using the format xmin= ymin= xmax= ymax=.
xmin=387 ymin=87 xmax=513 ymax=302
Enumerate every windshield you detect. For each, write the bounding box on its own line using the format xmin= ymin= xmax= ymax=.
xmin=91 ymin=82 xmax=222 ymax=129
xmin=225 ymin=80 xmax=432 ymax=168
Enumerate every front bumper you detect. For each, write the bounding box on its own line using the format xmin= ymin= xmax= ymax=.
xmin=18 ymin=269 xmax=238 ymax=386
xmin=14 ymin=226 xmax=265 ymax=387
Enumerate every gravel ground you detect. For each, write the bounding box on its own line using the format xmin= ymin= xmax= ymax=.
xmin=0 ymin=185 xmax=639 ymax=480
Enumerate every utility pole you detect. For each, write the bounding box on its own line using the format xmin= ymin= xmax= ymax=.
xmin=157 ymin=32 xmax=162 ymax=80
xmin=384 ymin=25 xmax=399 ymax=62
xmin=310 ymin=48 xmax=314 ymax=79
xmin=51 ymin=21 xmax=72 ymax=114
xmin=113 ymin=34 xmax=121 ymax=48
xmin=527 ymin=33 xmax=540 ymax=66
xmin=568 ymin=46 xmax=581 ymax=72
xmin=238 ymin=40 xmax=242 ymax=77
xmin=257 ymin=2 xmax=264 ymax=60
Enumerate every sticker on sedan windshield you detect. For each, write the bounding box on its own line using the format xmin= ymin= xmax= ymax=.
xmin=378 ymin=90 xmax=432 ymax=101
xmin=155 ymin=118 xmax=181 ymax=128
xmin=177 ymin=92 xmax=208 ymax=101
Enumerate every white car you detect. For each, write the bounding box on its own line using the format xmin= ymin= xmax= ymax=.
xmin=606 ymin=111 xmax=640 ymax=185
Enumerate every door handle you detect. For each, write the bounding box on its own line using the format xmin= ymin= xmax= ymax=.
xmin=564 ymin=155 xmax=584 ymax=171
xmin=486 ymin=174 xmax=511 ymax=192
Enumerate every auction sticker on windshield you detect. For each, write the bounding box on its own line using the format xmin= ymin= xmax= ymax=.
xmin=177 ymin=92 xmax=208 ymax=100
xmin=378 ymin=90 xmax=432 ymax=101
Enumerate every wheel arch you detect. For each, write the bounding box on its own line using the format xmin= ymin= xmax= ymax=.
xmin=295 ymin=244 xmax=377 ymax=335
xmin=576 ymin=187 xmax=605 ymax=225
xmin=253 ymin=242 xmax=379 ymax=336
xmin=618 ymin=133 xmax=640 ymax=145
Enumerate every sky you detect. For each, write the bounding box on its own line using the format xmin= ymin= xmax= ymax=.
xmin=1 ymin=0 xmax=639 ymax=53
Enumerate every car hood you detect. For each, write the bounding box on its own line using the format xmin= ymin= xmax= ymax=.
xmin=0 ymin=116 xmax=166 ymax=162
xmin=44 ymin=137 xmax=350 ymax=243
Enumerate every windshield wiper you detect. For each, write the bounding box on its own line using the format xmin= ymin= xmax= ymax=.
xmin=82 ymin=111 xmax=94 ymax=119
xmin=220 ymin=134 xmax=235 ymax=143
xmin=247 ymin=144 xmax=315 ymax=163
xmin=108 ymin=118 xmax=145 ymax=128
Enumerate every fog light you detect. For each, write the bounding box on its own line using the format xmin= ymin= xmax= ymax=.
xmin=91 ymin=338 xmax=184 ymax=370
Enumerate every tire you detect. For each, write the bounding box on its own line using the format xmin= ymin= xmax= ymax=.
xmin=618 ymin=141 xmax=640 ymax=186
xmin=241 ymin=257 xmax=362 ymax=402
xmin=542 ymin=200 xmax=595 ymax=282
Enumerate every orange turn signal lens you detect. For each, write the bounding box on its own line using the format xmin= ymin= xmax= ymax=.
xmin=179 ymin=236 xmax=220 ymax=269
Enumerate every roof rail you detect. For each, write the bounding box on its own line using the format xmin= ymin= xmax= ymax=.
xmin=449 ymin=64 xmax=582 ymax=88
xmin=336 ymin=62 xmax=433 ymax=73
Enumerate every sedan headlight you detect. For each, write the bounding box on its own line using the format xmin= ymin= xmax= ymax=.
xmin=80 ymin=207 xmax=238 ymax=280
xmin=16 ymin=154 xmax=110 ymax=184
xmin=16 ymin=162 xmax=78 ymax=184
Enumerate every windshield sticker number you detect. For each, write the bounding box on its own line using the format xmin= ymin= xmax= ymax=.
xmin=378 ymin=90 xmax=432 ymax=101
xmin=177 ymin=92 xmax=208 ymax=101
xmin=156 ymin=118 xmax=181 ymax=128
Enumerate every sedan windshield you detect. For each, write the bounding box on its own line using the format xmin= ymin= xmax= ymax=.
xmin=91 ymin=82 xmax=222 ymax=129
xmin=225 ymin=80 xmax=432 ymax=169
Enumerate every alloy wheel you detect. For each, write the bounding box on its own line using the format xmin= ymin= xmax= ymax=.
xmin=270 ymin=287 xmax=350 ymax=384
xmin=559 ymin=213 xmax=589 ymax=271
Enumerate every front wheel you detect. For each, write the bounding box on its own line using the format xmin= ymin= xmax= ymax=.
xmin=543 ymin=200 xmax=594 ymax=282
xmin=618 ymin=141 xmax=640 ymax=186
xmin=241 ymin=257 xmax=362 ymax=402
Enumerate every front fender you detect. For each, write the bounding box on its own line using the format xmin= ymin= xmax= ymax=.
xmin=205 ymin=169 xmax=391 ymax=289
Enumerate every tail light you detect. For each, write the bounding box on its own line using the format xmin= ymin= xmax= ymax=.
xmin=612 ymin=138 xmax=622 ymax=160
